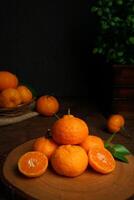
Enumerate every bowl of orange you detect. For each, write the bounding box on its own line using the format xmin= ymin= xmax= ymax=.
xmin=0 ymin=71 xmax=35 ymax=116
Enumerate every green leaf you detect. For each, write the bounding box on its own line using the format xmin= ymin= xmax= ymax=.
xmin=97 ymin=9 xmax=103 ymax=16
xmin=117 ymin=51 xmax=124 ymax=57
xmin=91 ymin=6 xmax=98 ymax=12
xmin=116 ymin=0 xmax=123 ymax=5
xmin=113 ymin=152 xmax=128 ymax=163
xmin=128 ymin=36 xmax=134 ymax=44
xmin=112 ymin=144 xmax=131 ymax=155
xmin=105 ymin=143 xmax=130 ymax=163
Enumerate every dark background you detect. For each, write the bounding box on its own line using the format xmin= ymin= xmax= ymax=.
xmin=0 ymin=0 xmax=112 ymax=112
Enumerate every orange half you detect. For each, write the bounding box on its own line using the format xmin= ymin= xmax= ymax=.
xmin=88 ymin=147 xmax=116 ymax=174
xmin=18 ymin=151 xmax=48 ymax=177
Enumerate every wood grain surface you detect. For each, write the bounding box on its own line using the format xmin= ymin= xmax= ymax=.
xmin=3 ymin=139 xmax=134 ymax=200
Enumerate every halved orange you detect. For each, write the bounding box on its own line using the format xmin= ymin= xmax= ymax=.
xmin=88 ymin=147 xmax=116 ymax=174
xmin=18 ymin=151 xmax=48 ymax=177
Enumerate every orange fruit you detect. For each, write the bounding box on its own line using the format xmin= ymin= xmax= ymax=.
xmin=18 ymin=151 xmax=48 ymax=177
xmin=88 ymin=147 xmax=116 ymax=174
xmin=33 ymin=137 xmax=58 ymax=159
xmin=0 ymin=71 xmax=18 ymax=91
xmin=107 ymin=114 xmax=125 ymax=133
xmin=52 ymin=114 xmax=89 ymax=145
xmin=51 ymin=145 xmax=88 ymax=177
xmin=36 ymin=95 xmax=59 ymax=116
xmin=80 ymin=135 xmax=104 ymax=153
xmin=17 ymin=85 xmax=33 ymax=104
xmin=0 ymin=88 xmax=21 ymax=108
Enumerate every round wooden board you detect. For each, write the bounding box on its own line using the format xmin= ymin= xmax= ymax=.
xmin=2 ymin=140 xmax=134 ymax=200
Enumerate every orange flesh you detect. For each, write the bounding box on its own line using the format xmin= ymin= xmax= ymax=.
xmin=88 ymin=148 xmax=116 ymax=174
xmin=18 ymin=151 xmax=48 ymax=177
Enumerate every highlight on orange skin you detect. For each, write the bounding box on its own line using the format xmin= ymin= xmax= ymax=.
xmin=107 ymin=114 xmax=125 ymax=133
xmin=80 ymin=135 xmax=104 ymax=153
xmin=33 ymin=137 xmax=58 ymax=159
xmin=88 ymin=147 xmax=116 ymax=174
xmin=18 ymin=151 xmax=48 ymax=177
xmin=52 ymin=114 xmax=89 ymax=145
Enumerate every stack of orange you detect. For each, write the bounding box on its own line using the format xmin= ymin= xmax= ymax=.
xmin=0 ymin=71 xmax=33 ymax=108
xmin=18 ymin=114 xmax=116 ymax=178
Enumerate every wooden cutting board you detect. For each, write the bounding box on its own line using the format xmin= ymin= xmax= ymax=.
xmin=2 ymin=139 xmax=134 ymax=200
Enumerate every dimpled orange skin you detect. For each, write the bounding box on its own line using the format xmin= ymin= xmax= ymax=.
xmin=17 ymin=85 xmax=33 ymax=104
xmin=88 ymin=147 xmax=116 ymax=174
xmin=18 ymin=151 xmax=48 ymax=178
xmin=51 ymin=145 xmax=88 ymax=177
xmin=0 ymin=88 xmax=21 ymax=108
xmin=0 ymin=71 xmax=18 ymax=91
xmin=80 ymin=135 xmax=104 ymax=153
xmin=33 ymin=137 xmax=58 ymax=159
xmin=36 ymin=95 xmax=59 ymax=116
xmin=51 ymin=115 xmax=89 ymax=145
xmin=107 ymin=114 xmax=125 ymax=133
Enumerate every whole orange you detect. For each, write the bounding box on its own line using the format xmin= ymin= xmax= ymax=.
xmin=51 ymin=145 xmax=88 ymax=177
xmin=33 ymin=137 xmax=58 ymax=159
xmin=0 ymin=71 xmax=18 ymax=91
xmin=0 ymin=88 xmax=21 ymax=108
xmin=107 ymin=114 xmax=125 ymax=133
xmin=80 ymin=135 xmax=104 ymax=153
xmin=17 ymin=85 xmax=33 ymax=104
xmin=36 ymin=95 xmax=59 ymax=116
xmin=51 ymin=114 xmax=89 ymax=145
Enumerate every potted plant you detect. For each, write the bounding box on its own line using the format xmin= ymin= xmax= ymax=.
xmin=90 ymin=0 xmax=134 ymax=115
xmin=90 ymin=0 xmax=134 ymax=64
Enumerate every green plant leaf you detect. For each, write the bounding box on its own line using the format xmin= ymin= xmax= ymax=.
xmin=116 ymin=0 xmax=123 ymax=5
xmin=128 ymin=36 xmax=134 ymax=44
xmin=112 ymin=144 xmax=131 ymax=155
xmin=117 ymin=51 xmax=124 ymax=57
xmin=105 ymin=143 xmax=130 ymax=163
xmin=112 ymin=152 xmax=129 ymax=163
xmin=91 ymin=6 xmax=98 ymax=12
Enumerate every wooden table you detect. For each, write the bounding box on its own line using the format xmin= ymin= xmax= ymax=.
xmin=0 ymin=99 xmax=134 ymax=200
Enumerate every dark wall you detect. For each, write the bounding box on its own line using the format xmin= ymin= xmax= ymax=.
xmin=0 ymin=0 xmax=112 ymax=112
xmin=0 ymin=1 xmax=97 ymax=96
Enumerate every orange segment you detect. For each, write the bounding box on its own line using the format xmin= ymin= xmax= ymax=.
xmin=18 ymin=151 xmax=48 ymax=177
xmin=88 ymin=147 xmax=116 ymax=174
